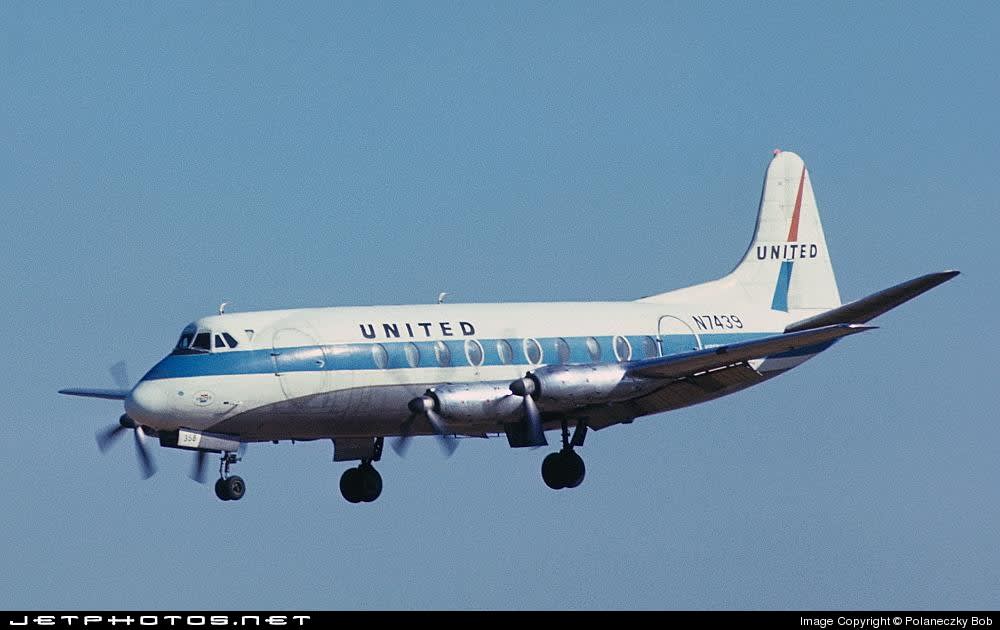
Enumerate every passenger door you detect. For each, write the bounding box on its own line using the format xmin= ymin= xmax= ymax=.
xmin=656 ymin=315 xmax=702 ymax=356
xmin=271 ymin=328 xmax=329 ymax=408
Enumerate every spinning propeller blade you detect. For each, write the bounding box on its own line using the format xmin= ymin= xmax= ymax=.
xmin=391 ymin=395 xmax=459 ymax=457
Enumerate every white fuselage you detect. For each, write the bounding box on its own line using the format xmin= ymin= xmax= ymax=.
xmin=124 ymin=298 xmax=814 ymax=442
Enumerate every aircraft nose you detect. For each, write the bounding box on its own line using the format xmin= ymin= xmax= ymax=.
xmin=125 ymin=381 xmax=165 ymax=425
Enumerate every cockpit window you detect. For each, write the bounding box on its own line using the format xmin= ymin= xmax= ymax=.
xmin=176 ymin=325 xmax=196 ymax=350
xmin=222 ymin=332 xmax=239 ymax=348
xmin=214 ymin=334 xmax=227 ymax=349
xmin=192 ymin=332 xmax=212 ymax=351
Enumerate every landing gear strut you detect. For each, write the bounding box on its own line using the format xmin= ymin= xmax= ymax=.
xmin=214 ymin=451 xmax=246 ymax=501
xmin=541 ymin=419 xmax=586 ymax=490
xmin=340 ymin=461 xmax=382 ymax=503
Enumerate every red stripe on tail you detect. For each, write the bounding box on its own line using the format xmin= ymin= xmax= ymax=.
xmin=787 ymin=167 xmax=806 ymax=242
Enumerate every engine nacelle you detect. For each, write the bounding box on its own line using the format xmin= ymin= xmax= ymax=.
xmin=514 ymin=364 xmax=651 ymax=409
xmin=427 ymin=382 xmax=523 ymax=423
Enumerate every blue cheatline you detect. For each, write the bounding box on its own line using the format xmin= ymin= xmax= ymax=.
xmin=140 ymin=332 xmax=770 ymax=381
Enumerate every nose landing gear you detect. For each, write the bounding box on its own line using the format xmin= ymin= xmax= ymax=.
xmin=214 ymin=451 xmax=246 ymax=501
xmin=541 ymin=419 xmax=587 ymax=490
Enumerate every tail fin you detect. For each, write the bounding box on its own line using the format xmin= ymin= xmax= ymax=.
xmin=639 ymin=150 xmax=841 ymax=313
xmin=735 ymin=150 xmax=840 ymax=311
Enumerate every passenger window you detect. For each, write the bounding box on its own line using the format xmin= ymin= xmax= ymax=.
xmin=214 ymin=334 xmax=227 ymax=349
xmin=192 ymin=332 xmax=211 ymax=351
xmin=554 ymin=338 xmax=571 ymax=364
xmin=465 ymin=339 xmax=484 ymax=367
xmin=585 ymin=337 xmax=601 ymax=361
xmin=524 ymin=338 xmax=542 ymax=365
xmin=497 ymin=340 xmax=514 ymax=365
xmin=434 ymin=341 xmax=452 ymax=367
xmin=371 ymin=343 xmax=389 ymax=369
xmin=404 ymin=343 xmax=420 ymax=368
xmin=613 ymin=335 xmax=632 ymax=361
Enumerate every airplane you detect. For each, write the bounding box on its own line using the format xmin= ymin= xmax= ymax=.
xmin=60 ymin=150 xmax=959 ymax=503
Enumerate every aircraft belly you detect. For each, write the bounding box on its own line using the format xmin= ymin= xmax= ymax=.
xmin=201 ymin=361 xmax=780 ymax=440
xmin=205 ymin=381 xmax=496 ymax=441
xmin=191 ymin=342 xmax=813 ymax=441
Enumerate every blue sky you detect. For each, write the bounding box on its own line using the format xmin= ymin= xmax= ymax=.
xmin=2 ymin=2 xmax=997 ymax=609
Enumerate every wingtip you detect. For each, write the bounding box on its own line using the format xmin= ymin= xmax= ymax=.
xmin=924 ymin=270 xmax=960 ymax=285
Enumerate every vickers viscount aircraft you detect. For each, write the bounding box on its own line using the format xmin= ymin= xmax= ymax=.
xmin=60 ymin=150 xmax=958 ymax=503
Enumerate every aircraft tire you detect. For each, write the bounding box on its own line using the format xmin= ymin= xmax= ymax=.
xmin=560 ymin=450 xmax=586 ymax=489
xmin=359 ymin=464 xmax=383 ymax=503
xmin=340 ymin=467 xmax=363 ymax=503
xmin=214 ymin=478 xmax=231 ymax=501
xmin=224 ymin=475 xmax=246 ymax=501
xmin=542 ymin=452 xmax=566 ymax=490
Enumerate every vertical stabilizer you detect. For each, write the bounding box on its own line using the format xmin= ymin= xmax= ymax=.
xmin=639 ymin=150 xmax=841 ymax=312
xmin=734 ymin=150 xmax=840 ymax=311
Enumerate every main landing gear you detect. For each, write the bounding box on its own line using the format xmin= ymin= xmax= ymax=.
xmin=541 ymin=419 xmax=587 ymax=490
xmin=214 ymin=451 xmax=246 ymax=501
xmin=340 ymin=461 xmax=382 ymax=503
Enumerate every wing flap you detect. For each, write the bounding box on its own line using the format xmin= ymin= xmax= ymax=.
xmin=627 ymin=324 xmax=874 ymax=380
xmin=58 ymin=388 xmax=130 ymax=401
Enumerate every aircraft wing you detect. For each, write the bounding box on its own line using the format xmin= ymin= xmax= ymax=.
xmin=785 ymin=270 xmax=959 ymax=333
xmin=58 ymin=388 xmax=130 ymax=401
xmin=626 ymin=323 xmax=874 ymax=380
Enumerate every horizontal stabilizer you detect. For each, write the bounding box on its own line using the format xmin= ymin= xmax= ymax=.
xmin=58 ymin=388 xmax=130 ymax=401
xmin=785 ymin=271 xmax=959 ymax=333
xmin=627 ymin=324 xmax=874 ymax=380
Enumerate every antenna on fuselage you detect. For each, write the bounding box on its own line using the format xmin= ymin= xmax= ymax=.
xmin=218 ymin=301 xmax=231 ymax=315
xmin=437 ymin=292 xmax=449 ymax=304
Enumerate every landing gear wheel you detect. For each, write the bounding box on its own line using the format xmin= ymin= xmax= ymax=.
xmin=541 ymin=449 xmax=586 ymax=490
xmin=542 ymin=452 xmax=566 ymax=490
xmin=560 ymin=450 xmax=586 ymax=489
xmin=358 ymin=464 xmax=383 ymax=503
xmin=341 ymin=464 xmax=383 ymax=503
xmin=340 ymin=467 xmax=363 ymax=503
xmin=224 ymin=475 xmax=246 ymax=501
xmin=214 ymin=475 xmax=246 ymax=501
xmin=213 ymin=451 xmax=245 ymax=501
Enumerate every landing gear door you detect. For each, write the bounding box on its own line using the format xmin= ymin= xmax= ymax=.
xmin=657 ymin=315 xmax=702 ymax=356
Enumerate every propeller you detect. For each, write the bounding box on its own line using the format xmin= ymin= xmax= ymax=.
xmin=96 ymin=414 xmax=157 ymax=479
xmin=92 ymin=362 xmax=157 ymax=478
xmin=391 ymin=393 xmax=459 ymax=457
xmin=109 ymin=360 xmax=129 ymax=391
xmin=509 ymin=376 xmax=548 ymax=447
xmin=189 ymin=450 xmax=209 ymax=483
